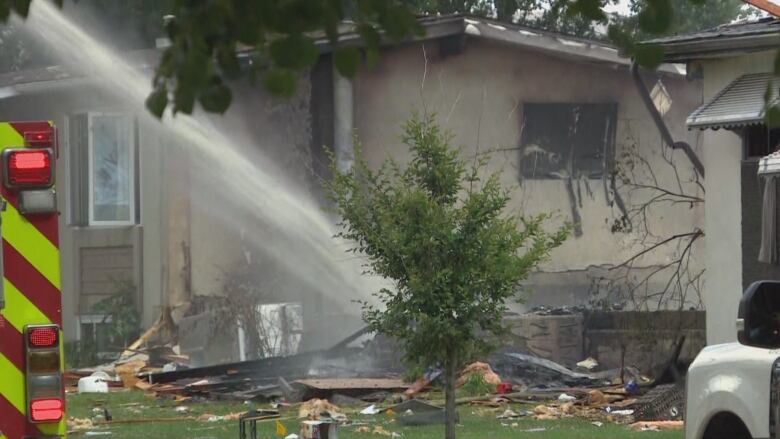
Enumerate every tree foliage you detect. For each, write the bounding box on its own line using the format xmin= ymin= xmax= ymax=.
xmin=622 ymin=0 xmax=749 ymax=38
xmin=402 ymin=0 xmax=611 ymax=37
xmin=145 ymin=0 xmax=423 ymax=117
xmin=325 ymin=114 xmax=568 ymax=438
xmin=0 ymin=0 xmax=764 ymax=115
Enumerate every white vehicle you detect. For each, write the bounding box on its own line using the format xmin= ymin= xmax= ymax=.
xmin=686 ymin=281 xmax=780 ymax=439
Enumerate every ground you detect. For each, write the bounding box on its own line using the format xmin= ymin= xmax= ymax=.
xmin=66 ymin=390 xmax=683 ymax=439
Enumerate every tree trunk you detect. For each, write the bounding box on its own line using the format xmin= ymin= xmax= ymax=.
xmin=444 ymin=348 xmax=458 ymax=439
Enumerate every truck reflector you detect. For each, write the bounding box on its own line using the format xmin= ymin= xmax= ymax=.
xmin=24 ymin=130 xmax=53 ymax=147
xmin=30 ymin=398 xmax=63 ymax=422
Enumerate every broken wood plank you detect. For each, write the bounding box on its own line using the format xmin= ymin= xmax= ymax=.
xmin=295 ymin=378 xmax=408 ymax=391
xmin=120 ymin=315 xmax=165 ymax=359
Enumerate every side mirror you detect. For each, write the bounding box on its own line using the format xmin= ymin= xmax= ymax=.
xmin=738 ymin=281 xmax=780 ymax=348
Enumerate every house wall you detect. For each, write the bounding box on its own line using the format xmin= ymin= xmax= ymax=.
xmin=697 ymin=50 xmax=775 ymax=345
xmin=0 ymin=73 xmax=346 ymax=349
xmin=353 ymin=37 xmax=704 ymax=310
xmin=0 ymin=85 xmax=165 ymax=339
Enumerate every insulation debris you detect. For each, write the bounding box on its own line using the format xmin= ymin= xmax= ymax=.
xmin=457 ymin=362 xmax=501 ymax=387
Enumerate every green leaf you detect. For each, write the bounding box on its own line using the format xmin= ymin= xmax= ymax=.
xmin=0 ymin=2 xmax=9 ymax=21
xmin=569 ymin=0 xmax=607 ymax=22
xmin=607 ymin=25 xmax=635 ymax=54
xmin=381 ymin=4 xmax=418 ymax=40
xmin=766 ymin=104 xmax=780 ymax=128
xmin=145 ymin=86 xmax=169 ymax=119
xmin=199 ymin=79 xmax=232 ymax=113
xmin=264 ymin=69 xmax=297 ymax=97
xmin=637 ymin=0 xmax=673 ymax=35
xmin=216 ymin=45 xmax=241 ymax=79
xmin=269 ymin=34 xmax=319 ymax=70
xmin=11 ymin=0 xmax=31 ymax=17
xmin=635 ymin=44 xmax=665 ymax=70
xmin=334 ymin=46 xmax=361 ymax=78
xmin=357 ymin=23 xmax=381 ymax=50
xmin=357 ymin=23 xmax=381 ymax=68
xmin=173 ymin=82 xmax=196 ymax=114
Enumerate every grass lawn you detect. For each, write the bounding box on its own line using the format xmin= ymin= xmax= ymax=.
xmin=66 ymin=390 xmax=683 ymax=439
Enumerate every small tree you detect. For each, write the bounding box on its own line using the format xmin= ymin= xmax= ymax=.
xmin=326 ymin=114 xmax=568 ymax=439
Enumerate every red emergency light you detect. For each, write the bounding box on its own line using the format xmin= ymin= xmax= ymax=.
xmin=3 ymin=148 xmax=53 ymax=188
xmin=30 ymin=398 xmax=63 ymax=422
xmin=28 ymin=326 xmax=58 ymax=348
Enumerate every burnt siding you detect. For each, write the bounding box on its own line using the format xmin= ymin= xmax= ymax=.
xmin=741 ymin=160 xmax=780 ymax=288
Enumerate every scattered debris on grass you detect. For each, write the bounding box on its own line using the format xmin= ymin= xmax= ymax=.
xmin=298 ymin=398 xmax=346 ymax=422
xmin=630 ymin=421 xmax=684 ymax=431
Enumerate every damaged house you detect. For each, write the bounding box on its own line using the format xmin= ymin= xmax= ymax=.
xmin=0 ymin=13 xmax=704 ymax=369
xmin=645 ymin=11 xmax=780 ymax=345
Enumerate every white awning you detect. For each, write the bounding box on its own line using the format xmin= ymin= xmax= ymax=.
xmin=759 ymin=150 xmax=780 ymax=175
xmin=687 ymin=73 xmax=778 ymax=130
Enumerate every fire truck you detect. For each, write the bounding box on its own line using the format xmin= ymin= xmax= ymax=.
xmin=0 ymin=121 xmax=65 ymax=439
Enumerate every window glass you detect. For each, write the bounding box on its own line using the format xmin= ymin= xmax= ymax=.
xmin=520 ymin=103 xmax=617 ymax=179
xmin=90 ymin=114 xmax=134 ymax=224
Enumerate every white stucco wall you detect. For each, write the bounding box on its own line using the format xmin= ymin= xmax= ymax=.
xmin=354 ymin=38 xmax=705 ymax=309
xmin=698 ymin=51 xmax=774 ymax=344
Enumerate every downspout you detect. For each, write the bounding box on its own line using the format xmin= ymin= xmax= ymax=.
xmin=630 ymin=60 xmax=705 ymax=178
xmin=333 ymin=70 xmax=354 ymax=172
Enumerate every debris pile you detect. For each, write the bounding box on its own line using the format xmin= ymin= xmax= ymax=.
xmin=65 ymin=314 xmax=689 ymax=436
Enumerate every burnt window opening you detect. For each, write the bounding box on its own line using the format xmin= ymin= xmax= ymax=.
xmin=520 ymin=103 xmax=617 ymax=180
xmin=743 ymin=124 xmax=780 ymax=159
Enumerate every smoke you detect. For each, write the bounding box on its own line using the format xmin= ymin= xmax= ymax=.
xmin=16 ymin=1 xmax=383 ymax=349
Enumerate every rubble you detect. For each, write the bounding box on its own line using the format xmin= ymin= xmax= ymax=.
xmin=393 ymin=399 xmax=453 ymax=426
xmin=65 ymin=311 xmax=692 ymax=436
xmin=576 ymin=357 xmax=599 ymax=370
xmin=298 ymin=398 xmax=346 ymax=422
xmin=629 ymin=421 xmax=684 ymax=431
xmin=456 ymin=362 xmax=502 ymax=387
xmin=488 ymin=352 xmax=604 ymax=389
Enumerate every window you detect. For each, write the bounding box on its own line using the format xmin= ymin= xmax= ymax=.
xmin=77 ymin=314 xmax=115 ymax=360
xmin=743 ymin=124 xmax=780 ymax=159
xmin=87 ymin=114 xmax=136 ymax=225
xmin=520 ymin=103 xmax=617 ymax=179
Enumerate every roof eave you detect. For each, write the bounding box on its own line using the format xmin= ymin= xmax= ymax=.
xmin=658 ymin=33 xmax=780 ymax=62
xmin=313 ymin=15 xmax=466 ymax=53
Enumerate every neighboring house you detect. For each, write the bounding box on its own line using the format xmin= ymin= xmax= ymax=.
xmin=647 ymin=16 xmax=780 ymax=344
xmin=0 ymin=16 xmax=703 ymax=360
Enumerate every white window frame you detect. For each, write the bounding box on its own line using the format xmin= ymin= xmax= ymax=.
xmin=75 ymin=314 xmax=113 ymax=341
xmin=87 ymin=112 xmax=136 ymax=226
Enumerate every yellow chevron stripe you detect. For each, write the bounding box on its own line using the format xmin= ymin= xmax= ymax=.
xmin=0 ymin=122 xmax=24 ymax=148
xmin=0 ymin=350 xmax=66 ymax=437
xmin=0 ymin=352 xmax=25 ymax=414
xmin=0 ymin=121 xmax=61 ymax=289
xmin=2 ymin=202 xmax=61 ymax=290
xmin=0 ymin=122 xmax=64 ymax=436
xmin=38 ymin=421 xmax=66 ymax=436
xmin=1 ymin=279 xmax=52 ymax=333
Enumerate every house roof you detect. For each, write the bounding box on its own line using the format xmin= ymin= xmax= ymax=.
xmin=644 ymin=17 xmax=780 ymax=62
xmin=687 ymin=73 xmax=778 ymax=129
xmin=316 ymin=15 xmax=682 ymax=73
xmin=0 ymin=15 xmax=682 ymax=95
